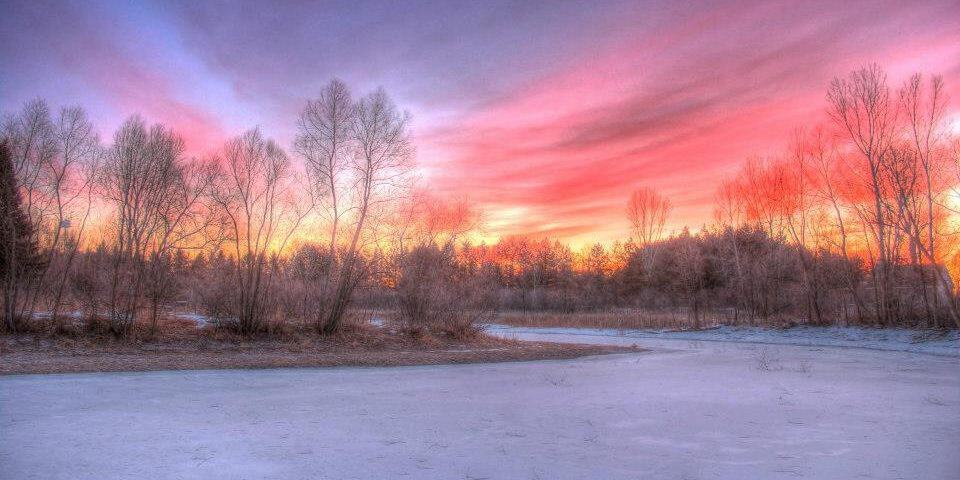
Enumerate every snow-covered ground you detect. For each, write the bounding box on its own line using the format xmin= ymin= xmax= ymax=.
xmin=488 ymin=323 xmax=960 ymax=357
xmin=1 ymin=328 xmax=958 ymax=479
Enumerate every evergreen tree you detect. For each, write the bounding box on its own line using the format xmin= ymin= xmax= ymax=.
xmin=0 ymin=141 xmax=40 ymax=331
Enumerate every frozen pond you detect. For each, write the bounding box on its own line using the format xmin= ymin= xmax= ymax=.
xmin=487 ymin=323 xmax=960 ymax=357
xmin=1 ymin=327 xmax=958 ymax=479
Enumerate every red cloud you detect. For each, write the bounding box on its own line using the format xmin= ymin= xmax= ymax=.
xmin=419 ymin=0 xmax=960 ymax=245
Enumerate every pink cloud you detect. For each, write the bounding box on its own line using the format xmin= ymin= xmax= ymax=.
xmin=4 ymin=0 xmax=957 ymax=246
xmin=63 ymin=40 xmax=228 ymax=156
xmin=420 ymin=0 xmax=960 ymax=245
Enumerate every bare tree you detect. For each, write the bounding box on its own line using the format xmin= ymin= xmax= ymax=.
xmin=782 ymin=133 xmax=824 ymax=324
xmin=898 ymin=74 xmax=959 ymax=327
xmin=100 ymin=117 xmax=189 ymax=335
xmin=31 ymin=107 xmax=101 ymax=327
xmin=392 ymin=191 xmax=479 ymax=252
xmin=1 ymin=101 xmax=102 ymax=328
xmin=827 ymin=63 xmax=900 ymax=325
xmin=143 ymin=158 xmax=219 ymax=334
xmin=806 ymin=128 xmax=866 ymax=321
xmin=210 ymin=129 xmax=309 ymax=335
xmin=296 ymin=79 xmax=354 ymax=257
xmin=714 ymin=179 xmax=749 ymax=322
xmin=323 ymin=88 xmax=414 ymax=334
xmin=294 ymin=80 xmax=355 ymax=331
xmin=952 ymin=138 xmax=960 ymax=214
xmin=734 ymin=157 xmax=788 ymax=239
xmin=2 ymin=100 xmax=57 ymax=236
xmin=626 ymin=187 xmax=671 ymax=247
xmin=48 ymin=155 xmax=99 ymax=330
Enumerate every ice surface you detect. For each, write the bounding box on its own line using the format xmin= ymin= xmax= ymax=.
xmin=1 ymin=327 xmax=957 ymax=479
xmin=487 ymin=323 xmax=960 ymax=357
xmin=174 ymin=312 xmax=215 ymax=327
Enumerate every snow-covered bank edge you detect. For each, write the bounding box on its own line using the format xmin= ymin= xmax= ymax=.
xmin=486 ymin=324 xmax=960 ymax=357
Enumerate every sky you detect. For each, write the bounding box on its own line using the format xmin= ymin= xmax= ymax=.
xmin=2 ymin=0 xmax=959 ymax=247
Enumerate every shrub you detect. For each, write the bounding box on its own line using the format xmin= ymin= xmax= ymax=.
xmin=396 ymin=244 xmax=494 ymax=339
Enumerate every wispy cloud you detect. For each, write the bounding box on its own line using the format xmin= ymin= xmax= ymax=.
xmin=1 ymin=0 xmax=957 ymax=244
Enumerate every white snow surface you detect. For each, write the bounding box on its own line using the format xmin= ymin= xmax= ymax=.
xmin=487 ymin=323 xmax=960 ymax=357
xmin=174 ymin=312 xmax=215 ymax=327
xmin=1 ymin=327 xmax=958 ymax=479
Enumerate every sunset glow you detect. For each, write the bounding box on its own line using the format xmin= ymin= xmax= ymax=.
xmin=2 ymin=0 xmax=958 ymax=246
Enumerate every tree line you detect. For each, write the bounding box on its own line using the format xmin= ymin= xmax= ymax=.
xmin=1 ymin=80 xmax=416 ymax=336
xmin=1 ymin=64 xmax=957 ymax=337
xmin=713 ymin=64 xmax=959 ymax=328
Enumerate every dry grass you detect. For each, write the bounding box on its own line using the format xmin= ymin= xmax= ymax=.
xmin=0 ymin=312 xmax=636 ymax=375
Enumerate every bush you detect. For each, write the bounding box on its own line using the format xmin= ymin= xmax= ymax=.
xmin=396 ymin=244 xmax=494 ymax=339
